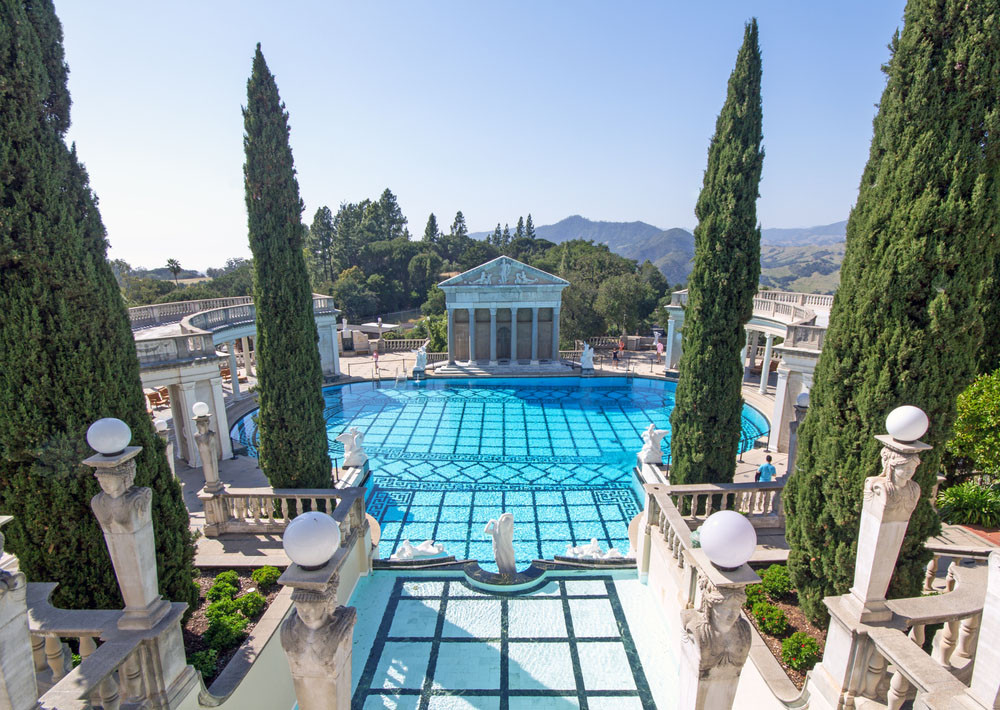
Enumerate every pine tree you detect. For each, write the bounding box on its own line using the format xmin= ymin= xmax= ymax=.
xmin=502 ymin=223 xmax=511 ymax=249
xmin=785 ymin=1 xmax=1000 ymax=623
xmin=308 ymin=206 xmax=336 ymax=284
xmin=669 ymin=19 xmax=763 ymax=485
xmin=525 ymin=214 xmax=536 ymax=239
xmin=515 ymin=216 xmax=525 ymax=240
xmin=243 ymin=45 xmax=331 ymax=488
xmin=492 ymin=223 xmax=502 ymax=247
xmin=451 ymin=211 xmax=468 ymax=238
xmin=378 ymin=188 xmax=408 ymax=240
xmin=423 ymin=213 xmax=440 ymax=243
xmin=0 ymin=0 xmax=196 ymax=610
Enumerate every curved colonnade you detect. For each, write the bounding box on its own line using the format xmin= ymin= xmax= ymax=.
xmin=129 ymin=296 xmax=340 ymax=467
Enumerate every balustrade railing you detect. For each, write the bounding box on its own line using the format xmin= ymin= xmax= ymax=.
xmin=180 ymin=297 xmax=339 ymax=338
xmin=665 ymin=481 xmax=785 ymax=529
xmin=128 ymin=297 xmax=253 ymax=329
xmin=201 ymin=485 xmax=366 ymax=538
xmin=783 ymin=323 xmax=826 ymax=351
xmin=26 ymin=583 xmax=175 ymax=710
xmin=670 ymin=288 xmax=826 ymax=327
xmin=372 ymin=338 xmax=430 ymax=353
xmin=134 ymin=332 xmax=219 ymax=367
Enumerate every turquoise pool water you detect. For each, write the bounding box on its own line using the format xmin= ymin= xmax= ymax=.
xmin=230 ymin=377 xmax=769 ymax=569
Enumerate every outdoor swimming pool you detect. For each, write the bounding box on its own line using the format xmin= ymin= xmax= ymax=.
xmin=231 ymin=376 xmax=769 ymax=569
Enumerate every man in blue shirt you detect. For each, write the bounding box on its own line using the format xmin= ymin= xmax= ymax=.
xmin=755 ymin=455 xmax=776 ymax=483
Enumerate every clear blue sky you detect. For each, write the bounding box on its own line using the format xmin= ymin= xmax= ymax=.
xmin=55 ymin=1 xmax=907 ymax=272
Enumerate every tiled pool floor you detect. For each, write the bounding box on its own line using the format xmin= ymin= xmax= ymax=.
xmin=349 ymin=572 xmax=677 ymax=710
xmin=231 ymin=377 xmax=769 ymax=568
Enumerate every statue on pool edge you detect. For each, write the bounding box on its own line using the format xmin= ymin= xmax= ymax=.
xmin=484 ymin=512 xmax=516 ymax=575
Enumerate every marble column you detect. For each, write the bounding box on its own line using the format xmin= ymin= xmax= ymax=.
xmin=510 ymin=307 xmax=518 ymax=364
xmin=746 ymin=331 xmax=760 ymax=369
xmin=331 ymin=323 xmax=341 ymax=376
xmin=758 ymin=334 xmax=774 ymax=394
xmin=178 ymin=382 xmax=199 ymax=467
xmin=468 ymin=307 xmax=476 ymax=363
xmin=552 ymin=307 xmax=561 ymax=360
xmin=530 ymin=307 xmax=539 ymax=365
xmin=240 ymin=336 xmax=252 ymax=376
xmin=489 ymin=307 xmax=498 ymax=366
xmin=665 ymin=318 xmax=677 ymax=370
xmin=227 ymin=341 xmax=240 ymax=398
xmin=739 ymin=331 xmax=751 ymax=369
xmin=209 ymin=377 xmax=233 ymax=459
xmin=971 ymin=550 xmax=1000 ymax=708
xmin=447 ymin=308 xmax=455 ymax=364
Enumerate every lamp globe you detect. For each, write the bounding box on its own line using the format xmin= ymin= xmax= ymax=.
xmin=86 ymin=418 xmax=132 ymax=456
xmin=700 ymin=510 xmax=757 ymax=570
xmin=283 ymin=512 xmax=341 ymax=570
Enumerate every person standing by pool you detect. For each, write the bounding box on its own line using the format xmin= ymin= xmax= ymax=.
xmin=372 ymin=349 xmax=379 ymax=371
xmin=755 ymin=455 xmax=776 ymax=482
xmin=612 ymin=348 xmax=619 ymax=367
xmin=655 ymin=339 xmax=664 ymax=364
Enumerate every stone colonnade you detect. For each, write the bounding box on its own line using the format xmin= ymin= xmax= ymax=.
xmin=446 ymin=304 xmax=560 ymax=365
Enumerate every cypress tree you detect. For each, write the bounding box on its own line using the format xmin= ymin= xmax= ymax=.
xmin=451 ymin=211 xmax=468 ymax=238
xmin=525 ymin=214 xmax=535 ymax=239
xmin=244 ymin=45 xmax=331 ymax=488
xmin=784 ymin=0 xmax=1000 ymax=623
xmin=515 ymin=216 xmax=525 ymax=240
xmin=423 ymin=213 xmax=439 ymax=243
xmin=0 ymin=0 xmax=196 ymax=610
xmin=668 ymin=19 xmax=764 ymax=485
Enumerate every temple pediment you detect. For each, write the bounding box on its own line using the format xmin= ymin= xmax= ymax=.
xmin=438 ymin=256 xmax=569 ymax=289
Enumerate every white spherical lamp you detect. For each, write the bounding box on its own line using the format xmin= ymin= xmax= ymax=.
xmin=283 ymin=512 xmax=341 ymax=570
xmin=795 ymin=391 xmax=810 ymax=408
xmin=699 ymin=510 xmax=757 ymax=570
xmin=86 ymin=418 xmax=132 ymax=456
xmin=192 ymin=401 xmax=211 ymax=418
xmin=154 ymin=418 xmax=168 ymax=433
xmin=885 ymin=405 xmax=928 ymax=443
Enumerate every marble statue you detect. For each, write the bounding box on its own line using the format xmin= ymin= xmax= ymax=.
xmin=514 ymin=270 xmax=537 ymax=285
xmin=580 ymin=343 xmax=595 ymax=370
xmin=653 ymin=331 xmax=661 ymax=346
xmin=499 ymin=259 xmax=512 ymax=284
xmin=335 ymin=427 xmax=367 ymax=468
xmin=413 ymin=345 xmax=427 ymax=371
xmin=390 ymin=539 xmax=445 ymax=560
xmin=472 ymin=270 xmax=492 ymax=285
xmin=484 ymin=512 xmax=516 ymax=575
xmin=638 ymin=423 xmax=669 ymax=464
xmin=563 ymin=538 xmax=624 ymax=560
xmin=681 ymin=578 xmax=751 ymax=672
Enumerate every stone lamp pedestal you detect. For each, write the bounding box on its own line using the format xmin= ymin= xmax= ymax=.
xmin=83 ymin=446 xmax=197 ymax=708
xmin=0 ymin=521 xmax=35 ymax=710
xmin=807 ymin=432 xmax=930 ymax=710
xmin=194 ymin=413 xmax=223 ymax=494
xmin=279 ymin=559 xmax=357 ymax=710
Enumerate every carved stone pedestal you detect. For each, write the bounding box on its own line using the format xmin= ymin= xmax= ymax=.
xmin=0 ymin=527 xmax=35 ymax=710
xmin=280 ymin=562 xmax=357 ymax=710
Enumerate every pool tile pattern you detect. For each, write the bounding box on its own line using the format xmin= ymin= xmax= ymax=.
xmin=231 ymin=378 xmax=769 ymax=568
xmin=352 ymin=576 xmax=655 ymax=710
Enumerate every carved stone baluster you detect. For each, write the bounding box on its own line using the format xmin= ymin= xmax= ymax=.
xmin=886 ymin=669 xmax=913 ymax=710
xmin=719 ymin=492 xmax=729 ymax=511
xmin=923 ymin=556 xmax=939 ymax=593
xmin=120 ymin=648 xmax=144 ymax=701
xmin=280 ymin=497 xmax=290 ymax=521
xmin=44 ymin=635 xmax=69 ymax=682
xmin=98 ymin=669 xmax=121 ymax=710
xmin=860 ymin=643 xmax=888 ymax=699
xmin=249 ymin=496 xmax=261 ymax=524
xmin=932 ymin=619 xmax=960 ymax=666
xmin=79 ymin=635 xmax=97 ymax=661
xmin=953 ymin=612 xmax=981 ymax=663
xmin=704 ymin=494 xmax=714 ymax=517
xmin=32 ymin=634 xmax=46 ymax=672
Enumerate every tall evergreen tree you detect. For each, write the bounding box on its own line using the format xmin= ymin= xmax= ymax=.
xmin=243 ymin=45 xmax=330 ymax=488
xmin=785 ymin=1 xmax=1000 ymax=623
xmin=451 ymin=211 xmax=468 ymax=238
xmin=515 ymin=216 xmax=525 ymax=240
xmin=308 ymin=205 xmax=336 ymax=284
xmin=492 ymin=223 xmax=502 ymax=247
xmin=378 ymin=188 xmax=408 ymax=240
xmin=502 ymin=223 xmax=512 ymax=249
xmin=525 ymin=214 xmax=536 ymax=239
xmin=423 ymin=213 xmax=440 ymax=243
xmin=669 ymin=19 xmax=763 ymax=485
xmin=0 ymin=0 xmax=196 ymax=610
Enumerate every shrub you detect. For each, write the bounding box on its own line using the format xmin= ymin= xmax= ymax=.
xmin=214 ymin=570 xmax=240 ymax=588
xmin=752 ymin=601 xmax=789 ymax=637
xmin=206 ymin=582 xmax=238 ymax=602
xmin=761 ymin=564 xmax=793 ymax=600
xmin=744 ymin=584 xmax=766 ymax=608
xmin=937 ymin=482 xmax=1000 ymax=527
xmin=204 ymin=613 xmax=249 ymax=652
xmin=205 ymin=598 xmax=239 ymax=622
xmin=251 ymin=566 xmax=281 ymax=591
xmin=236 ymin=591 xmax=267 ymax=619
xmin=947 ymin=370 xmax=1000 ymax=478
xmin=189 ymin=649 xmax=218 ymax=679
xmin=781 ymin=631 xmax=821 ymax=671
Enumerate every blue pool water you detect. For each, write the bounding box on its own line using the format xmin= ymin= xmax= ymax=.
xmin=231 ymin=377 xmax=769 ymax=570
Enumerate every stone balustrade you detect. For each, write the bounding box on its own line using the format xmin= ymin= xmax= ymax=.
xmin=666 ymin=481 xmax=785 ymax=530
xmin=200 ymin=485 xmax=366 ymax=538
xmin=179 ymin=296 xmax=339 ymax=337
xmin=133 ymin=333 xmax=219 ymax=368
xmin=128 ymin=297 xmax=254 ymax=330
xmin=670 ymin=288 xmax=827 ymax=326
xmin=783 ymin=323 xmax=826 ymax=351
xmin=425 ymin=352 xmax=449 ymax=364
xmin=370 ymin=338 xmax=430 ymax=353
xmin=754 ymin=290 xmax=834 ymax=309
